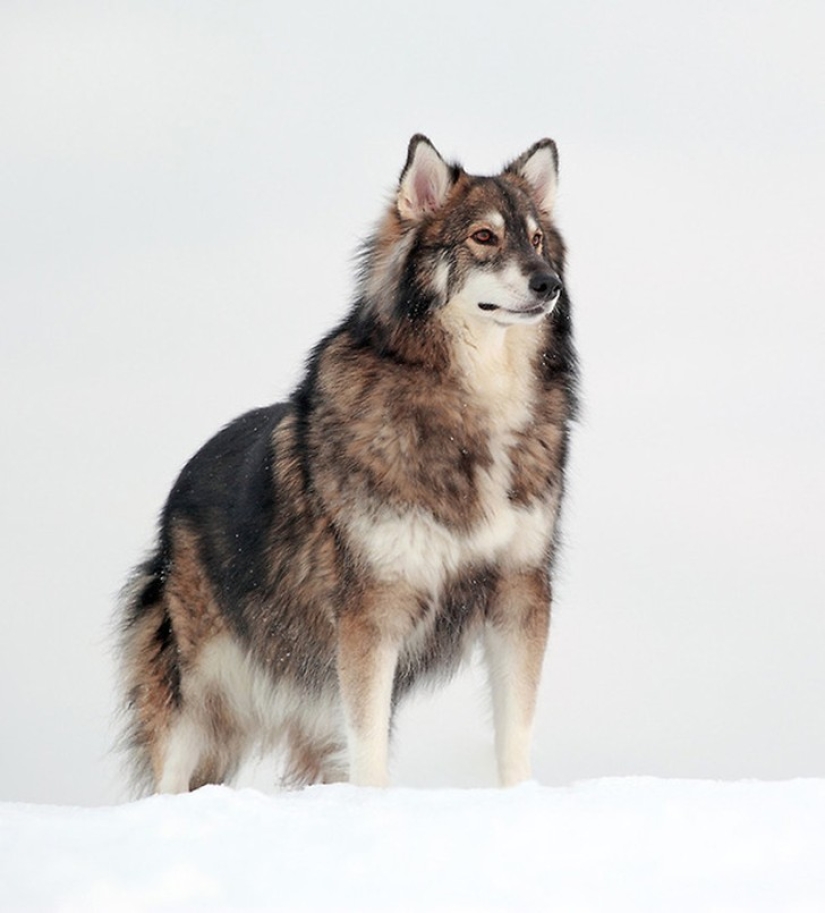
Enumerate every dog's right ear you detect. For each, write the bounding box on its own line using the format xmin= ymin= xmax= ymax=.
xmin=397 ymin=135 xmax=454 ymax=221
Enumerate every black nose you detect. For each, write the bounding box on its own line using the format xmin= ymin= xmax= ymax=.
xmin=529 ymin=271 xmax=563 ymax=298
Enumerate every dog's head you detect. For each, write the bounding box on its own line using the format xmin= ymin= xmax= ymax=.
xmin=364 ymin=134 xmax=564 ymax=327
xmin=394 ymin=135 xmax=564 ymax=327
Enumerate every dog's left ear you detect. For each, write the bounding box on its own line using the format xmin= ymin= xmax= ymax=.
xmin=397 ymin=134 xmax=455 ymax=221
xmin=505 ymin=139 xmax=559 ymax=216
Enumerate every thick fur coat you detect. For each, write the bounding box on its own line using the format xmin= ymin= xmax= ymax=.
xmin=118 ymin=135 xmax=578 ymax=792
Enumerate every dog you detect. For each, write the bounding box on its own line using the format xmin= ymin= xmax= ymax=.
xmin=117 ymin=135 xmax=578 ymax=793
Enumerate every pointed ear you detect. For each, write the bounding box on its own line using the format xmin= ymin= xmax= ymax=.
xmin=506 ymin=139 xmax=559 ymax=216
xmin=397 ymin=134 xmax=454 ymax=221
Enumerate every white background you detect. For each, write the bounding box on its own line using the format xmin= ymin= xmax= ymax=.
xmin=1 ymin=0 xmax=823 ymax=805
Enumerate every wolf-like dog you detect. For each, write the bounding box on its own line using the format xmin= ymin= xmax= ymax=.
xmin=118 ymin=135 xmax=577 ymax=793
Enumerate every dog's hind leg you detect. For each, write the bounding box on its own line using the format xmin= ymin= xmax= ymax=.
xmin=282 ymin=726 xmax=348 ymax=788
xmin=154 ymin=696 xmax=246 ymax=793
xmin=155 ymin=713 xmax=206 ymax=793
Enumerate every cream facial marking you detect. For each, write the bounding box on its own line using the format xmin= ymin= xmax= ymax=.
xmin=456 ymin=265 xmax=548 ymax=325
xmin=486 ymin=211 xmax=505 ymax=231
xmin=431 ymin=258 xmax=450 ymax=298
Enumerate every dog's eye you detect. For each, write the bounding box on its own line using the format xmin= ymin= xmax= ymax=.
xmin=531 ymin=232 xmax=543 ymax=250
xmin=471 ymin=228 xmax=497 ymax=245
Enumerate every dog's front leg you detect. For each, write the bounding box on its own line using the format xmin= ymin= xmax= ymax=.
xmin=336 ymin=610 xmax=401 ymax=787
xmin=484 ymin=568 xmax=552 ymax=787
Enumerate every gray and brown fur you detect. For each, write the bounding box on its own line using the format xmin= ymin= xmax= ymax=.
xmin=117 ymin=135 xmax=578 ymax=793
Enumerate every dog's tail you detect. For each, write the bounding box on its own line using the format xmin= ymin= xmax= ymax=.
xmin=116 ymin=547 xmax=181 ymax=795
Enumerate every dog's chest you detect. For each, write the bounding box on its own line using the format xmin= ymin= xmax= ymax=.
xmin=333 ymin=321 xmax=558 ymax=591
xmin=345 ymin=423 xmax=556 ymax=593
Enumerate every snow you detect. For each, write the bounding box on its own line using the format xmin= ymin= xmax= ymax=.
xmin=2 ymin=780 xmax=824 ymax=912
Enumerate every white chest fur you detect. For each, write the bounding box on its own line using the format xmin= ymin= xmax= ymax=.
xmin=344 ymin=317 xmax=556 ymax=593
xmin=346 ymin=448 xmax=555 ymax=593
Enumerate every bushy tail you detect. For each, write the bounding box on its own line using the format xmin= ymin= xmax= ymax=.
xmin=116 ymin=549 xmax=181 ymax=795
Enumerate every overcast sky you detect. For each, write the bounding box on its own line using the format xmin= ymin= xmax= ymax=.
xmin=2 ymin=1 xmax=824 ymax=805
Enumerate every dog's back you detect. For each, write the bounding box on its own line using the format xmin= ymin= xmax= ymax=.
xmin=118 ymin=135 xmax=577 ymax=793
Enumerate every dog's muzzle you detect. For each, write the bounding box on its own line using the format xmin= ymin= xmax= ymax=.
xmin=477 ymin=269 xmax=563 ymax=318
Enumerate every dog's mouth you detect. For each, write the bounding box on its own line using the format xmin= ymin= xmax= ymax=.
xmin=478 ymin=302 xmax=548 ymax=318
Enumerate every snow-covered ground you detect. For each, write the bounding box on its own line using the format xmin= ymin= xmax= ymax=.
xmin=2 ymin=779 xmax=824 ymax=912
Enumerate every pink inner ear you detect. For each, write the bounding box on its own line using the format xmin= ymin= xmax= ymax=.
xmin=519 ymin=146 xmax=557 ymax=214
xmin=399 ymin=141 xmax=451 ymax=219
xmin=413 ymin=171 xmax=439 ymax=213
xmin=534 ymin=174 xmax=551 ymax=202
